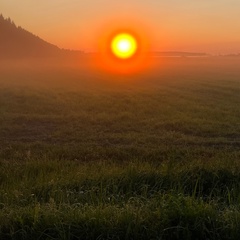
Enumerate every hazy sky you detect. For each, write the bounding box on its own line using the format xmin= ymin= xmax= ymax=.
xmin=1 ymin=0 xmax=240 ymax=53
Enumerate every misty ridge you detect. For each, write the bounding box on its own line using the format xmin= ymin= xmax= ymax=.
xmin=0 ymin=14 xmax=84 ymax=61
xmin=0 ymin=14 xmax=240 ymax=78
xmin=0 ymin=14 xmax=207 ymax=59
xmin=2 ymin=14 xmax=238 ymax=62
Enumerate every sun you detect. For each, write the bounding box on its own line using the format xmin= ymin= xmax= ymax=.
xmin=111 ymin=33 xmax=138 ymax=59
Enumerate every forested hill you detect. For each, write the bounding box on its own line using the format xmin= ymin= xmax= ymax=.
xmin=0 ymin=14 xmax=82 ymax=59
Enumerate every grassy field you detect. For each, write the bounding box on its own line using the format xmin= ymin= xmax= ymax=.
xmin=0 ymin=57 xmax=240 ymax=239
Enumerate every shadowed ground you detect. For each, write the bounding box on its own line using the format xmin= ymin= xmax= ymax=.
xmin=0 ymin=56 xmax=240 ymax=239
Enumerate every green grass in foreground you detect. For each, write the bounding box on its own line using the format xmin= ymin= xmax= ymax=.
xmin=0 ymin=57 xmax=240 ymax=239
xmin=1 ymin=159 xmax=240 ymax=240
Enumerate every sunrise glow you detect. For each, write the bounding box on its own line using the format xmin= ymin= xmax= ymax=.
xmin=95 ymin=26 xmax=151 ymax=74
xmin=111 ymin=33 xmax=138 ymax=59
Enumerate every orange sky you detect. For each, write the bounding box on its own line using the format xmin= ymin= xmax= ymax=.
xmin=1 ymin=0 xmax=240 ymax=54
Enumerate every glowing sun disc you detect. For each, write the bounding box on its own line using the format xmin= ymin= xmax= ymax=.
xmin=111 ymin=33 xmax=138 ymax=59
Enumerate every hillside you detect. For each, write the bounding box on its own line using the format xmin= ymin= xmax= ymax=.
xmin=152 ymin=51 xmax=209 ymax=57
xmin=0 ymin=14 xmax=83 ymax=59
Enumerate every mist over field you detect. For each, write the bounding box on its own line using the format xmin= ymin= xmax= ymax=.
xmin=1 ymin=54 xmax=240 ymax=239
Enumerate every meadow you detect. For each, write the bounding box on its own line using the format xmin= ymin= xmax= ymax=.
xmin=0 ymin=56 xmax=240 ymax=239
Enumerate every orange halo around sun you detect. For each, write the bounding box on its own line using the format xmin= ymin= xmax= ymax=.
xmin=95 ymin=22 xmax=152 ymax=74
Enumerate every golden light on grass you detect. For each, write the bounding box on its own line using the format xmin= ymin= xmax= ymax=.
xmin=111 ymin=33 xmax=138 ymax=59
